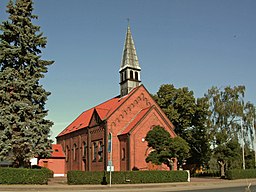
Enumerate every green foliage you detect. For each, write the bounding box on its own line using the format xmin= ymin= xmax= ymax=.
xmin=31 ymin=165 xmax=54 ymax=178
xmin=205 ymin=86 xmax=252 ymax=176
xmin=67 ymin=170 xmax=188 ymax=185
xmin=169 ymin=136 xmax=190 ymax=165
xmin=206 ymin=86 xmax=245 ymax=147
xmin=153 ymin=83 xmax=256 ymax=175
xmin=153 ymin=84 xmax=211 ymax=167
xmin=0 ymin=167 xmax=51 ymax=184
xmin=244 ymin=144 xmax=255 ymax=169
xmin=145 ymin=125 xmax=190 ymax=169
xmin=187 ymin=97 xmax=212 ymax=165
xmin=226 ymin=169 xmax=256 ymax=180
xmin=154 ymin=84 xmax=196 ymax=137
xmin=0 ymin=0 xmax=54 ymax=166
xmin=214 ymin=138 xmax=242 ymax=170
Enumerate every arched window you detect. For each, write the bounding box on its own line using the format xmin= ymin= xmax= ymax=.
xmin=122 ymin=72 xmax=125 ymax=81
xmin=135 ymin=72 xmax=138 ymax=80
xmin=98 ymin=141 xmax=103 ymax=162
xmin=93 ymin=142 xmax=97 ymax=162
xmin=122 ymin=148 xmax=125 ymax=160
xmin=65 ymin=146 xmax=69 ymax=162
xmin=73 ymin=143 xmax=77 ymax=161
xmin=124 ymin=71 xmax=127 ymax=80
xmin=83 ymin=142 xmax=87 ymax=158
xmin=130 ymin=71 xmax=133 ymax=79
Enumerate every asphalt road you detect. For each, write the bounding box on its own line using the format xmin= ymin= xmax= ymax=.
xmin=1 ymin=178 xmax=256 ymax=192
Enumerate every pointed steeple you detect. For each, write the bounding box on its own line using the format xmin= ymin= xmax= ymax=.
xmin=119 ymin=23 xmax=141 ymax=97
xmin=120 ymin=23 xmax=141 ymax=72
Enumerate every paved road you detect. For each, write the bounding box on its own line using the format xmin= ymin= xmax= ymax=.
xmin=188 ymin=186 xmax=254 ymax=192
xmin=1 ymin=178 xmax=256 ymax=192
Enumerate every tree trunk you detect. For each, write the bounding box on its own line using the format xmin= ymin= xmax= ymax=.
xmin=218 ymin=160 xmax=226 ymax=178
xmin=167 ymin=159 xmax=174 ymax=170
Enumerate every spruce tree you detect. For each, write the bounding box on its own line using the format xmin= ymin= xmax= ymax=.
xmin=0 ymin=0 xmax=54 ymax=167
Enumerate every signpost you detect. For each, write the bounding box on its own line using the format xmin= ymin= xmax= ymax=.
xmin=108 ymin=132 xmax=113 ymax=187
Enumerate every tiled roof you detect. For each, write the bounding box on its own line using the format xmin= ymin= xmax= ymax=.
xmin=57 ymin=108 xmax=94 ymax=137
xmin=120 ymin=107 xmax=151 ymax=135
xmin=57 ymin=87 xmax=139 ymax=137
xmin=51 ymin=144 xmax=65 ymax=158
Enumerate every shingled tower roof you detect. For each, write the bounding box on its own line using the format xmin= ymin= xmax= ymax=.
xmin=120 ymin=24 xmax=141 ymax=72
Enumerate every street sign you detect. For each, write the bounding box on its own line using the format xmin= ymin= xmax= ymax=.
xmin=107 ymin=166 xmax=114 ymax=172
xmin=108 ymin=132 xmax=112 ymax=153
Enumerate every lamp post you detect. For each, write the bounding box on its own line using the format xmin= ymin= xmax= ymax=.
xmin=241 ymin=119 xmax=245 ymax=170
xmin=253 ymin=117 xmax=256 ymax=168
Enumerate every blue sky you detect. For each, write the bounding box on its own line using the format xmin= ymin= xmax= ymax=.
xmin=0 ymin=0 xmax=255 ymax=142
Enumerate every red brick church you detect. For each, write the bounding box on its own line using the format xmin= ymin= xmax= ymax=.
xmin=56 ymin=25 xmax=177 ymax=173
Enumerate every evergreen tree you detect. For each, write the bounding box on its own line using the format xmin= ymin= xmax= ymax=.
xmin=0 ymin=0 xmax=54 ymax=167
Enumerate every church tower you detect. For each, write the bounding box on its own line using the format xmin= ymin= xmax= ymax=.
xmin=119 ymin=24 xmax=141 ymax=97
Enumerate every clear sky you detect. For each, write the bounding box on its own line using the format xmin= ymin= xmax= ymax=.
xmin=0 ymin=0 xmax=255 ymax=142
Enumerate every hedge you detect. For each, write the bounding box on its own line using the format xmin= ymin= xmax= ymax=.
xmin=0 ymin=167 xmax=53 ymax=184
xmin=192 ymin=170 xmax=220 ymax=178
xmin=67 ymin=170 xmax=188 ymax=185
xmin=226 ymin=169 xmax=256 ymax=180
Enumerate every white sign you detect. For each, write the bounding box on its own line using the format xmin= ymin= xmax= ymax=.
xmin=107 ymin=166 xmax=114 ymax=172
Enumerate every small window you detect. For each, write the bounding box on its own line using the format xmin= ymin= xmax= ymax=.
xmin=65 ymin=146 xmax=69 ymax=162
xmin=93 ymin=142 xmax=97 ymax=162
xmin=73 ymin=144 xmax=77 ymax=161
xmin=130 ymin=71 xmax=133 ymax=79
xmin=135 ymin=72 xmax=138 ymax=80
xmin=98 ymin=141 xmax=103 ymax=162
xmin=83 ymin=142 xmax=87 ymax=158
xmin=122 ymin=148 xmax=125 ymax=160
xmin=124 ymin=71 xmax=127 ymax=80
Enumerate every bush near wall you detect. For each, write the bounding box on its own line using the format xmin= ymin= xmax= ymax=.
xmin=67 ymin=170 xmax=188 ymax=185
xmin=0 ymin=167 xmax=52 ymax=184
xmin=226 ymin=169 xmax=256 ymax=180
xmin=31 ymin=165 xmax=54 ymax=178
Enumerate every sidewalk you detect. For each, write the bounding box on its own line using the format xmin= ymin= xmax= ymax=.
xmin=1 ymin=177 xmax=256 ymax=191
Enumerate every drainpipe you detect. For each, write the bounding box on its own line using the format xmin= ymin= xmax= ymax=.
xmin=104 ymin=120 xmax=108 ymax=171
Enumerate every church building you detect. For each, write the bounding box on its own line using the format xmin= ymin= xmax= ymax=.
xmin=56 ymin=25 xmax=177 ymax=173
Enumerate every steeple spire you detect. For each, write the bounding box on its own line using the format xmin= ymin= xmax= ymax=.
xmin=119 ymin=23 xmax=141 ymax=97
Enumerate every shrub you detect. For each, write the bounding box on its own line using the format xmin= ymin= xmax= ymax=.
xmin=0 ymin=167 xmax=50 ymax=184
xmin=31 ymin=165 xmax=54 ymax=178
xmin=67 ymin=170 xmax=188 ymax=185
xmin=226 ymin=169 xmax=256 ymax=180
xmin=192 ymin=170 xmax=220 ymax=177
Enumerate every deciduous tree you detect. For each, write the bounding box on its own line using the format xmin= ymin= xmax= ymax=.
xmin=145 ymin=125 xmax=190 ymax=170
xmin=153 ymin=84 xmax=211 ymax=169
xmin=206 ymin=85 xmax=245 ymax=176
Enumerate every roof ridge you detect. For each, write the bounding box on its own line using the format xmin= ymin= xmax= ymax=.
xmin=103 ymin=85 xmax=142 ymax=121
